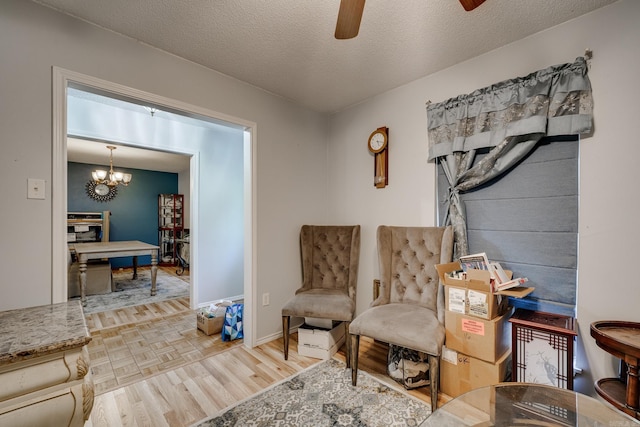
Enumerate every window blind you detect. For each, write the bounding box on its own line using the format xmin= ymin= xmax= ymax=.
xmin=437 ymin=136 xmax=579 ymax=316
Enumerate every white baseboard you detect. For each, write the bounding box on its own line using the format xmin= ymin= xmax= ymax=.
xmin=254 ymin=320 xmax=304 ymax=346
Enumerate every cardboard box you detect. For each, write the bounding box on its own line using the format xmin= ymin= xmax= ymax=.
xmin=197 ymin=311 xmax=224 ymax=335
xmin=440 ymin=346 xmax=511 ymax=398
xmin=437 ymin=262 xmax=508 ymax=319
xmin=298 ymin=339 xmax=344 ymax=360
xmin=68 ymin=261 xmax=113 ymax=297
xmin=298 ymin=322 xmax=345 ymax=360
xmin=305 ymin=317 xmax=334 ymax=329
xmin=436 ymin=262 xmax=534 ymax=320
xmin=445 ymin=309 xmax=512 ymax=363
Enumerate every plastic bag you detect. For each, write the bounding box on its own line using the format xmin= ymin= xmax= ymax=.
xmin=387 ymin=344 xmax=430 ymax=389
xmin=221 ymin=303 xmax=244 ymax=341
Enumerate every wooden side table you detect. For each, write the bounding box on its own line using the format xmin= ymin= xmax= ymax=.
xmin=590 ymin=320 xmax=640 ymax=420
xmin=509 ymin=309 xmax=577 ymax=390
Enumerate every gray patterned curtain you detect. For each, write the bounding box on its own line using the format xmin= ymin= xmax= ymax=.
xmin=427 ymin=57 xmax=593 ymax=259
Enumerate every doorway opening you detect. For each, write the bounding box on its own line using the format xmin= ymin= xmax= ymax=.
xmin=52 ymin=68 xmax=257 ymax=347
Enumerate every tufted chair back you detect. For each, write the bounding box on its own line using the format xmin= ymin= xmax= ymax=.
xmin=282 ymin=225 xmax=361 ymax=366
xmin=299 ymin=225 xmax=359 ymax=301
xmin=348 ymin=225 xmax=453 ymax=410
xmin=374 ymin=226 xmax=454 ymax=322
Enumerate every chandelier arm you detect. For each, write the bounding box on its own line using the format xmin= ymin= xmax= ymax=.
xmin=91 ymin=145 xmax=132 ymax=188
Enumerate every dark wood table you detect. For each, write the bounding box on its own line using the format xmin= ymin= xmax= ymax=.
xmin=590 ymin=320 xmax=640 ymax=420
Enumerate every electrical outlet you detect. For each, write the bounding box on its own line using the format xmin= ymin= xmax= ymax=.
xmin=262 ymin=293 xmax=270 ymax=306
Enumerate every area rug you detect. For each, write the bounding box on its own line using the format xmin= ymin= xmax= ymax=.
xmin=192 ymin=358 xmax=431 ymax=427
xmin=74 ymin=268 xmax=189 ymax=314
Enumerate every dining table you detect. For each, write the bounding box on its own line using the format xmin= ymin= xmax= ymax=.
xmin=72 ymin=240 xmax=159 ymax=306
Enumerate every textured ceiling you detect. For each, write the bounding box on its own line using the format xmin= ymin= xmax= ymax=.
xmin=33 ymin=0 xmax=617 ymax=114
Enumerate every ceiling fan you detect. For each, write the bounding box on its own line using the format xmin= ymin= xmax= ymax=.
xmin=335 ymin=0 xmax=487 ymax=39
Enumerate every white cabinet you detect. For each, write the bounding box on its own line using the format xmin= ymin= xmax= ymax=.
xmin=0 ymin=301 xmax=94 ymax=426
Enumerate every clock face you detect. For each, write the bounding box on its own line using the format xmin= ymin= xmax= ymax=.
xmin=95 ymin=183 xmax=110 ymax=196
xmin=368 ymin=130 xmax=387 ymax=153
xmin=85 ymin=180 xmax=117 ymax=202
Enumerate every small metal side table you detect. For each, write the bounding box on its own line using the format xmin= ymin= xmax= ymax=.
xmin=509 ymin=309 xmax=578 ymax=390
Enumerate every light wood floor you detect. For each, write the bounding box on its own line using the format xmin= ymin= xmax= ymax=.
xmin=85 ymin=267 xmax=450 ymax=427
xmin=86 ymin=301 xmax=242 ymax=395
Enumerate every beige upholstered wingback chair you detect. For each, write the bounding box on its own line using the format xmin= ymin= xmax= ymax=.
xmin=282 ymin=225 xmax=361 ymax=367
xmin=349 ymin=225 xmax=453 ymax=410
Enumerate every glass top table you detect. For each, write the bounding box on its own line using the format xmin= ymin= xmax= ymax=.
xmin=421 ymin=383 xmax=640 ymax=426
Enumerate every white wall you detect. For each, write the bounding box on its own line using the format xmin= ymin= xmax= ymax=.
xmin=0 ymin=0 xmax=328 ymax=342
xmin=327 ymin=0 xmax=640 ymax=395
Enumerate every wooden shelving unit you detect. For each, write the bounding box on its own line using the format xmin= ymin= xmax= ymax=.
xmin=158 ymin=194 xmax=184 ymax=266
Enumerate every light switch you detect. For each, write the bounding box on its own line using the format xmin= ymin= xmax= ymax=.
xmin=27 ymin=178 xmax=46 ymax=199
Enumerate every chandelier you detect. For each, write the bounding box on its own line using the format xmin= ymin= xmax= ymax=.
xmin=92 ymin=145 xmax=132 ymax=187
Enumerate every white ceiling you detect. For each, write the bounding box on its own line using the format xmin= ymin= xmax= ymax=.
xmin=66 ymin=86 xmax=226 ymax=173
xmin=34 ymin=0 xmax=617 ymax=114
xmin=67 ymin=138 xmax=191 ymax=174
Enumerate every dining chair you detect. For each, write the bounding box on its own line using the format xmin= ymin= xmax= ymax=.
xmin=282 ymin=224 xmax=361 ymax=367
xmin=349 ymin=225 xmax=453 ymax=410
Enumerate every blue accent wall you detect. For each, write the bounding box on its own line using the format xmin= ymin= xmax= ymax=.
xmin=68 ymin=162 xmax=178 ymax=268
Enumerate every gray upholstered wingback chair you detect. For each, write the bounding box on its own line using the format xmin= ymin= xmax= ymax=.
xmin=282 ymin=225 xmax=360 ymax=367
xmin=349 ymin=225 xmax=453 ymax=410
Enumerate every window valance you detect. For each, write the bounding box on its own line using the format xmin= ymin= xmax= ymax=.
xmin=427 ymin=57 xmax=593 ymax=161
xmin=426 ymin=57 xmax=593 ymax=260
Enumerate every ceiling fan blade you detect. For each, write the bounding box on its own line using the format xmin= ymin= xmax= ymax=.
xmin=335 ymin=0 xmax=365 ymax=40
xmin=459 ymin=0 xmax=486 ymax=11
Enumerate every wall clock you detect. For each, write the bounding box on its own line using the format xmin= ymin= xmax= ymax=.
xmin=85 ymin=180 xmax=117 ymax=202
xmin=368 ymin=127 xmax=389 ymax=188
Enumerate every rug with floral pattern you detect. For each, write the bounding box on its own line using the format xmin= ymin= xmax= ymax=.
xmin=72 ymin=268 xmax=189 ymax=314
xmin=193 ymin=358 xmax=431 ymax=427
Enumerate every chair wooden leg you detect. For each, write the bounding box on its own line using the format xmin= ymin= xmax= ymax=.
xmin=428 ymin=354 xmax=439 ymax=411
xmin=350 ymin=334 xmax=360 ymax=386
xmin=344 ymin=321 xmax=351 ymax=368
xmin=282 ymin=316 xmax=290 ymax=360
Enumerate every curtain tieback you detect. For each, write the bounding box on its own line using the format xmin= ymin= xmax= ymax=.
xmin=447 ymin=187 xmax=461 ymax=206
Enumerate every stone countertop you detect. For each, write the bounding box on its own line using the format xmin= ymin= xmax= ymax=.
xmin=0 ymin=300 xmax=91 ymax=364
